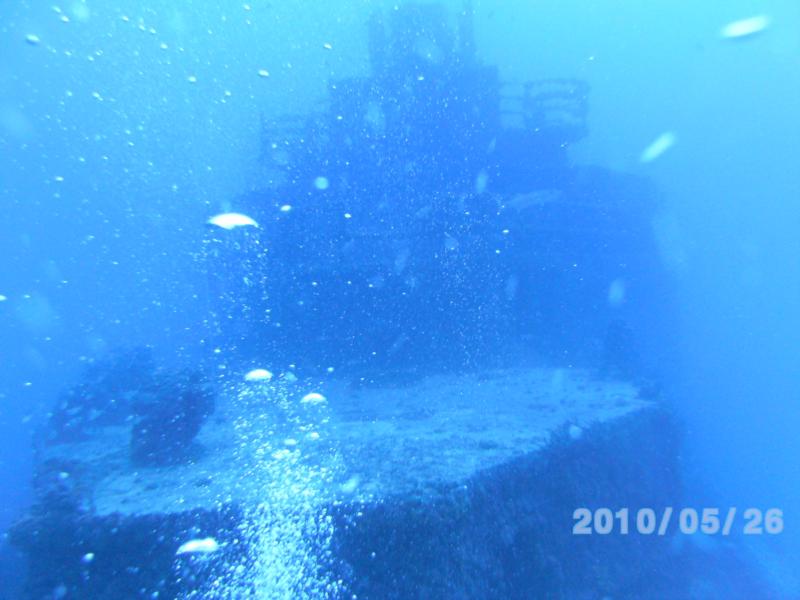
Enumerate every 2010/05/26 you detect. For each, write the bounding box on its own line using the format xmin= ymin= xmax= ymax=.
xmin=572 ymin=507 xmax=783 ymax=536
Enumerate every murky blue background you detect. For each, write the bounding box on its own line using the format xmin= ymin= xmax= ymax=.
xmin=1 ymin=0 xmax=799 ymax=594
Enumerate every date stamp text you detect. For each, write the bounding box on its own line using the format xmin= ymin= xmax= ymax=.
xmin=572 ymin=507 xmax=784 ymax=536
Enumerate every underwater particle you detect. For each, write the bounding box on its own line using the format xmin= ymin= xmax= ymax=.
xmin=207 ymin=212 xmax=258 ymax=230
xmin=394 ymin=248 xmax=410 ymax=275
xmin=639 ymin=131 xmax=676 ymax=163
xmin=0 ymin=295 xmax=7 ymax=302
xmin=284 ymin=438 xmax=298 ymax=446
xmin=159 ymin=42 xmax=168 ymax=50
xmin=81 ymin=552 xmax=95 ymax=564
xmin=308 ymin=431 xmax=320 ymax=440
xmin=313 ymin=176 xmax=329 ymax=190
xmin=58 ymin=471 xmax=70 ymax=480
xmin=720 ymin=15 xmax=770 ymax=39
xmin=176 ymin=537 xmax=219 ymax=555
xmin=71 ymin=3 xmax=91 ymax=22
xmin=568 ymin=424 xmax=583 ymax=440
xmin=283 ymin=372 xmax=298 ymax=383
xmin=301 ymin=392 xmax=326 ymax=405
xmin=474 ymin=169 xmax=489 ymax=194
xmin=257 ymin=68 xmax=270 ymax=78
xmin=187 ymin=75 xmax=198 ymax=83
xmin=25 ymin=33 xmax=41 ymax=45
xmin=367 ymin=274 xmax=385 ymax=289
xmin=444 ymin=233 xmax=459 ymax=251
xmin=323 ymin=42 xmax=333 ymax=50
xmin=607 ymin=278 xmax=626 ymax=307
xmin=244 ymin=368 xmax=273 ymax=382
xmin=340 ymin=475 xmax=360 ymax=494
xmin=279 ymin=204 xmax=292 ymax=212
xmin=504 ymin=275 xmax=518 ymax=301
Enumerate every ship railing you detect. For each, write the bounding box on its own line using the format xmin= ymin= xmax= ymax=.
xmin=499 ymin=78 xmax=589 ymax=141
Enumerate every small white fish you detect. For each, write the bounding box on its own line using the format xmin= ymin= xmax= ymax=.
xmin=244 ymin=368 xmax=273 ymax=382
xmin=176 ymin=537 xmax=219 ymax=555
xmin=207 ymin=212 xmax=258 ymax=230
xmin=0 ymin=294 xmax=7 ymax=302
xmin=25 ymin=34 xmax=41 ymax=46
xmin=640 ymin=132 xmax=677 ymax=163
xmin=340 ymin=475 xmax=360 ymax=494
xmin=720 ymin=15 xmax=770 ymax=40
xmin=301 ymin=392 xmax=326 ymax=404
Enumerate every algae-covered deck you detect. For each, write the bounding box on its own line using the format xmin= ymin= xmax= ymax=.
xmin=17 ymin=367 xmax=701 ymax=599
xmin=39 ymin=367 xmax=649 ymax=516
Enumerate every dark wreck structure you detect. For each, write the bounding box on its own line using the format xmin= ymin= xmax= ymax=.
xmin=9 ymin=3 xmax=767 ymax=600
xmin=205 ymin=2 xmax=673 ymax=380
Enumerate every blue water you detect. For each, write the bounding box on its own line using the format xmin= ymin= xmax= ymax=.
xmin=1 ymin=0 xmax=799 ymax=597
